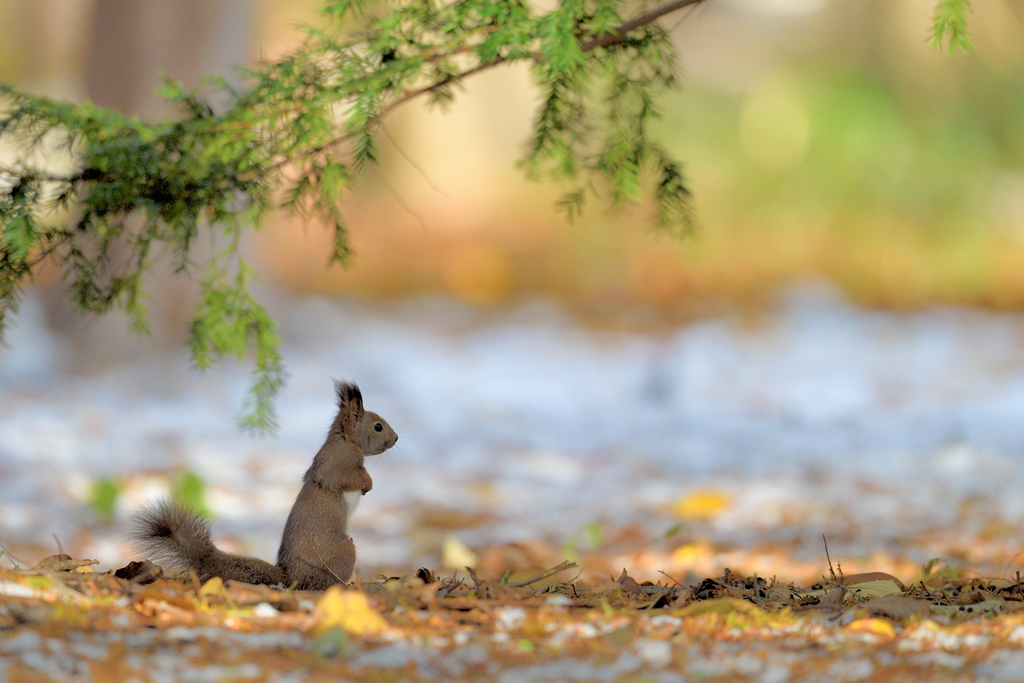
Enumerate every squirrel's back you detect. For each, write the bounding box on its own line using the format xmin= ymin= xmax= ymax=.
xmin=131 ymin=500 xmax=285 ymax=586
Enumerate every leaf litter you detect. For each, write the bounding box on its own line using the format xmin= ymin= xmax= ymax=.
xmin=5 ymin=547 xmax=1024 ymax=682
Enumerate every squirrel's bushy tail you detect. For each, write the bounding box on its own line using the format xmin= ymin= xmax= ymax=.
xmin=131 ymin=500 xmax=286 ymax=586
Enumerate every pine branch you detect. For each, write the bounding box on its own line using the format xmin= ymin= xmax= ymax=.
xmin=268 ymin=0 xmax=708 ymax=175
xmin=929 ymin=0 xmax=972 ymax=53
xmin=1 ymin=0 xmax=708 ymax=431
xmin=579 ymin=0 xmax=705 ymax=52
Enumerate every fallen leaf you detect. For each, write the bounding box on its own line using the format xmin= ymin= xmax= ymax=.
xmin=844 ymin=580 xmax=904 ymax=599
xmin=842 ymin=573 xmax=905 ymax=591
xmin=931 ymin=599 xmax=1004 ymax=617
xmin=199 ymin=577 xmax=226 ymax=597
xmin=956 ymin=589 xmax=997 ymax=606
xmin=442 ymin=534 xmax=479 ymax=569
xmin=847 ymin=618 xmax=896 ymax=638
xmin=670 ymin=491 xmax=731 ymax=521
xmin=670 ymin=541 xmax=713 ymax=566
xmin=918 ymin=566 xmax=965 ymax=587
xmin=315 ymin=587 xmax=388 ymax=635
xmin=675 ymin=597 xmax=763 ymax=617
xmin=815 ymin=586 xmax=846 ymax=615
xmin=31 ymin=555 xmax=99 ymax=573
xmin=615 ymin=569 xmax=644 ymax=597
xmin=861 ymin=595 xmax=929 ymax=620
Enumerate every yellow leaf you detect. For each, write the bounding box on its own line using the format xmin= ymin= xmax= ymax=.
xmin=199 ymin=577 xmax=225 ymax=597
xmin=675 ymin=597 xmax=763 ymax=617
xmin=671 ymin=491 xmax=730 ymax=521
xmin=670 ymin=541 xmax=712 ymax=566
xmin=917 ymin=566 xmax=964 ymax=587
xmin=441 ymin=534 xmax=479 ymax=569
xmin=847 ymin=618 xmax=895 ymax=637
xmin=315 ymin=587 xmax=387 ymax=636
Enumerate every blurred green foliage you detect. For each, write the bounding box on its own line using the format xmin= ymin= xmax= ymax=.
xmin=89 ymin=477 xmax=120 ymax=522
xmin=931 ymin=0 xmax=973 ymax=53
xmin=1 ymin=0 xmax=699 ymax=431
xmin=172 ymin=470 xmax=210 ymax=519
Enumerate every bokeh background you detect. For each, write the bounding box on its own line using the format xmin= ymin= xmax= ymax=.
xmin=2 ymin=0 xmax=1024 ymax=585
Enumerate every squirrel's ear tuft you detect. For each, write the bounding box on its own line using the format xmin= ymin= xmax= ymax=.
xmin=332 ymin=380 xmax=364 ymax=433
xmin=333 ymin=380 xmax=363 ymax=411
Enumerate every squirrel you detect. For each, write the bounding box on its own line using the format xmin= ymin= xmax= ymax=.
xmin=131 ymin=381 xmax=398 ymax=590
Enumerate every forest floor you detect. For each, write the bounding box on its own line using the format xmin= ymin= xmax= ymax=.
xmin=4 ymin=290 xmax=1024 ymax=681
xmin=2 ymin=553 xmax=1024 ymax=682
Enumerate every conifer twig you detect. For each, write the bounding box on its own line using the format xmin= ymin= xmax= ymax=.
xmin=268 ymin=0 xmax=708 ymax=175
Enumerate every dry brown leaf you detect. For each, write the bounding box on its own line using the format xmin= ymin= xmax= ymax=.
xmin=956 ymin=589 xmax=999 ymax=606
xmin=861 ymin=595 xmax=929 ymax=620
xmin=815 ymin=586 xmax=847 ymax=616
xmin=616 ymin=569 xmax=645 ymax=597
xmin=30 ymin=555 xmax=99 ymax=573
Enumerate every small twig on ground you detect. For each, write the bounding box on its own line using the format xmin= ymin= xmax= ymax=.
xmin=465 ymin=566 xmax=488 ymax=599
xmin=508 ymin=561 xmax=577 ymax=588
xmin=436 ymin=577 xmax=464 ymax=599
xmin=52 ymin=534 xmax=63 ymax=556
xmin=0 ymin=540 xmax=27 ymax=568
xmin=658 ymin=570 xmax=684 ymax=587
xmin=188 ymin=569 xmax=203 ymax=593
xmin=823 ymin=535 xmax=838 ymax=583
xmin=561 ymin=567 xmax=585 ymax=590
xmin=1016 ymin=571 xmax=1024 ymax=602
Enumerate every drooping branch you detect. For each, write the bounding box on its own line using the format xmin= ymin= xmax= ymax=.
xmin=268 ymin=0 xmax=709 ymax=175
xmin=579 ymin=0 xmax=705 ymax=52
xmin=0 ymin=0 xmax=705 ymax=431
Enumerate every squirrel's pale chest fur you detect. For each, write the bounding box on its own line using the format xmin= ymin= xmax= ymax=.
xmin=342 ymin=490 xmax=362 ymax=523
xmin=131 ymin=381 xmax=397 ymax=591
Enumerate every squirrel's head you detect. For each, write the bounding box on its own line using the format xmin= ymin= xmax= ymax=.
xmin=330 ymin=381 xmax=398 ymax=455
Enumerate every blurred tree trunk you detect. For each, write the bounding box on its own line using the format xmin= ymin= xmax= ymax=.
xmin=37 ymin=0 xmax=253 ymax=370
xmin=86 ymin=0 xmax=251 ymax=118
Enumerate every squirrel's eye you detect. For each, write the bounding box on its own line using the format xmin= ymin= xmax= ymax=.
xmin=374 ymin=423 xmax=384 ymax=432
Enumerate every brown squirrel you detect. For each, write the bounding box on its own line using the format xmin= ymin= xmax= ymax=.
xmin=131 ymin=381 xmax=398 ymax=590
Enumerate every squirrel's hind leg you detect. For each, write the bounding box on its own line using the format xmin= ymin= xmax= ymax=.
xmin=290 ymin=536 xmax=357 ymax=591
